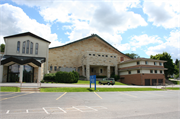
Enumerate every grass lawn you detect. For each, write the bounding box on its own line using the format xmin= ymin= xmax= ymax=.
xmin=166 ymin=87 xmax=180 ymax=90
xmin=40 ymin=87 xmax=162 ymax=92
xmin=0 ymin=87 xmax=20 ymax=92
xmin=73 ymin=80 xmax=127 ymax=85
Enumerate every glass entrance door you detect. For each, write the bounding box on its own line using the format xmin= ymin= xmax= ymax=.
xmin=8 ymin=64 xmax=34 ymax=83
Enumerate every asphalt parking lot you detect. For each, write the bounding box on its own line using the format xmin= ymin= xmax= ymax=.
xmin=0 ymin=90 xmax=180 ymax=119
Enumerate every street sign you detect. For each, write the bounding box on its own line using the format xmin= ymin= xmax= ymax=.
xmin=90 ymin=75 xmax=96 ymax=90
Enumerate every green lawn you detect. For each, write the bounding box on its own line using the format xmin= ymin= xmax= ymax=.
xmin=166 ymin=87 xmax=180 ymax=90
xmin=40 ymin=87 xmax=162 ymax=92
xmin=0 ymin=87 xmax=20 ymax=92
xmin=73 ymin=80 xmax=127 ymax=85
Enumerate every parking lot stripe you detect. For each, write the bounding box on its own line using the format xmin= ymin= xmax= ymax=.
xmin=58 ymin=107 xmax=67 ymax=113
xmin=119 ymin=92 xmax=137 ymax=98
xmin=0 ymin=93 xmax=33 ymax=101
xmin=94 ymin=92 xmax=102 ymax=99
xmin=42 ymin=108 xmax=49 ymax=114
xmin=26 ymin=110 xmax=28 ymax=113
xmin=86 ymin=106 xmax=98 ymax=111
xmin=0 ymin=92 xmax=16 ymax=96
xmin=6 ymin=110 xmax=9 ymax=114
xmin=56 ymin=92 xmax=67 ymax=100
xmin=72 ymin=106 xmax=83 ymax=112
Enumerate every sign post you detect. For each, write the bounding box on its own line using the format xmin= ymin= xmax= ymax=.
xmin=90 ymin=75 xmax=96 ymax=90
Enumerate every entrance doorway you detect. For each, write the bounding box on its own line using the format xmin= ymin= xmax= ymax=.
xmin=145 ymin=79 xmax=150 ymax=86
xmin=7 ymin=64 xmax=34 ymax=82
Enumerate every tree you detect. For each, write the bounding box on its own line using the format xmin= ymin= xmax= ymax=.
xmin=0 ymin=44 xmax=5 ymax=52
xmin=125 ymin=53 xmax=140 ymax=59
xmin=150 ymin=52 xmax=177 ymax=79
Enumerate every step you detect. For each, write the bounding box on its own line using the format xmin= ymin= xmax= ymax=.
xmin=20 ymin=87 xmax=40 ymax=92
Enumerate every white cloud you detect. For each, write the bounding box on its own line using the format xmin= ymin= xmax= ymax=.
xmin=143 ymin=0 xmax=180 ymax=28
xmin=146 ymin=30 xmax=180 ymax=60
xmin=12 ymin=0 xmax=147 ymax=47
xmin=0 ymin=3 xmax=61 ymax=48
xmin=130 ymin=34 xmax=163 ymax=48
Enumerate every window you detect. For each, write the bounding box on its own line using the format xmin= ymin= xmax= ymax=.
xmin=160 ymin=70 xmax=162 ymax=73
xmin=106 ymin=55 xmax=108 ymax=57
xmin=89 ymin=54 xmax=91 ymax=56
xmin=137 ymin=61 xmax=140 ymax=65
xmin=114 ymin=56 xmax=116 ymax=58
xmin=35 ymin=43 xmax=38 ymax=55
xmin=120 ymin=57 xmax=124 ymax=61
xmin=22 ymin=41 xmax=26 ymax=54
xmin=145 ymin=61 xmax=148 ymax=65
xmin=137 ymin=70 xmax=140 ymax=73
xmin=93 ymin=54 xmax=95 ymax=56
xmin=54 ymin=66 xmax=57 ymax=71
xmin=30 ymin=42 xmax=33 ymax=54
xmin=91 ymin=68 xmax=94 ymax=72
xmin=159 ymin=62 xmax=162 ymax=66
xmin=100 ymin=69 xmax=103 ymax=73
xmin=102 ymin=55 xmax=104 ymax=57
xmin=111 ymin=56 xmax=113 ymax=58
xmin=128 ymin=71 xmax=131 ymax=74
xmin=155 ymin=70 xmax=157 ymax=73
xmin=98 ymin=54 xmax=101 ymax=56
xmin=59 ymin=66 xmax=61 ymax=69
xmin=26 ymin=40 xmax=29 ymax=54
xmin=150 ymin=70 xmax=153 ymax=73
xmin=17 ymin=41 xmax=20 ymax=53
xmin=154 ymin=62 xmax=156 ymax=65
xmin=50 ymin=66 xmax=52 ymax=71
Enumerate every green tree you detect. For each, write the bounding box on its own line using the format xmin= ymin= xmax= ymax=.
xmin=125 ymin=53 xmax=140 ymax=59
xmin=0 ymin=44 xmax=5 ymax=52
xmin=150 ymin=52 xmax=177 ymax=79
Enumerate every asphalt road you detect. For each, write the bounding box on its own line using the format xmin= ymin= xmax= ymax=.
xmin=0 ymin=90 xmax=180 ymax=119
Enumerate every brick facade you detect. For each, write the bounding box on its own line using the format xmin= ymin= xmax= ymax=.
xmin=120 ymin=74 xmax=165 ymax=86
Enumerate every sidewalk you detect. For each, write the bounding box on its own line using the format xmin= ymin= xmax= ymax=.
xmin=0 ymin=83 xmax=180 ymax=89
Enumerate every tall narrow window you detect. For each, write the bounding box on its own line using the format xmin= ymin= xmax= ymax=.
xmin=35 ymin=43 xmax=38 ymax=55
xmin=30 ymin=42 xmax=33 ymax=54
xmin=26 ymin=40 xmax=29 ymax=54
xmin=22 ymin=41 xmax=26 ymax=54
xmin=120 ymin=57 xmax=124 ymax=61
xmin=17 ymin=41 xmax=20 ymax=53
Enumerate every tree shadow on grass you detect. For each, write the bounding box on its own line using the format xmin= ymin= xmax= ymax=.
xmin=87 ymin=88 xmax=94 ymax=92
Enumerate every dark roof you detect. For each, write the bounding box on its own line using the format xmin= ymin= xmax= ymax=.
xmin=4 ymin=32 xmax=51 ymax=43
xmin=1 ymin=55 xmax=46 ymax=67
xmin=49 ymin=34 xmax=131 ymax=59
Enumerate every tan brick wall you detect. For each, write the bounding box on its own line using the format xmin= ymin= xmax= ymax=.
xmin=34 ymin=67 xmax=38 ymax=82
xmin=49 ymin=36 xmax=130 ymax=72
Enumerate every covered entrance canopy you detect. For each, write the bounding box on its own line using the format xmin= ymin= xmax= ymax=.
xmin=0 ymin=55 xmax=45 ymax=83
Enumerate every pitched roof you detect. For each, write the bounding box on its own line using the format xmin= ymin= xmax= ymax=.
xmin=49 ymin=34 xmax=131 ymax=59
xmin=4 ymin=32 xmax=51 ymax=43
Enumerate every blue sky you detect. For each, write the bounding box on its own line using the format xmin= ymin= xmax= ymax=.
xmin=0 ymin=0 xmax=179 ymax=61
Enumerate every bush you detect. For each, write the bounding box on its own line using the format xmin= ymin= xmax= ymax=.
xmin=43 ymin=73 xmax=56 ymax=82
xmin=55 ymin=71 xmax=79 ymax=83
xmin=96 ymin=75 xmax=107 ymax=78
xmin=72 ymin=71 xmax=79 ymax=83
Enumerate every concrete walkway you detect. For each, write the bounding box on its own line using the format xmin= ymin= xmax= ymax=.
xmin=0 ymin=83 xmax=180 ymax=89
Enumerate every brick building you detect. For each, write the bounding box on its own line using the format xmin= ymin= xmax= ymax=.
xmin=48 ymin=34 xmax=131 ymax=80
xmin=119 ymin=58 xmax=167 ymax=86
xmin=0 ymin=32 xmax=167 ymax=86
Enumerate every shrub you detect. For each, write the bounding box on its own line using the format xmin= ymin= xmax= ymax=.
xmin=55 ymin=71 xmax=79 ymax=83
xmin=96 ymin=75 xmax=107 ymax=78
xmin=41 ymin=80 xmax=45 ymax=83
xmin=43 ymin=73 xmax=56 ymax=82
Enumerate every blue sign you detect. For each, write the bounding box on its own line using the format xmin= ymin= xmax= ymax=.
xmin=90 ymin=75 xmax=96 ymax=90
